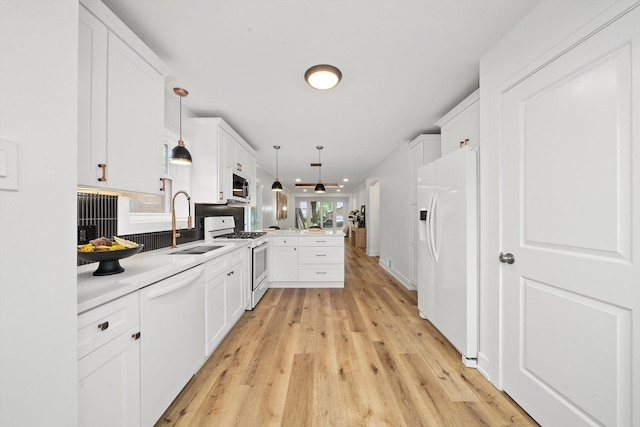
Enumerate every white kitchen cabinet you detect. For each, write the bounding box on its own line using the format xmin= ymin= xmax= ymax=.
xmin=408 ymin=134 xmax=441 ymax=205
xmin=190 ymin=118 xmax=257 ymax=205
xmin=204 ymin=249 xmax=245 ymax=356
xmin=408 ymin=134 xmax=440 ymax=287
xmin=77 ymin=2 xmax=166 ymax=195
xmin=77 ymin=292 xmax=140 ymax=427
xmin=270 ymin=236 xmax=299 ymax=282
xmin=436 ymin=89 xmax=479 ymax=156
xmin=78 ymin=6 xmax=108 ymax=190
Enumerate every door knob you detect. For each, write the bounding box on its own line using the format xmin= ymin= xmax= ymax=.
xmin=499 ymin=252 xmax=515 ymax=264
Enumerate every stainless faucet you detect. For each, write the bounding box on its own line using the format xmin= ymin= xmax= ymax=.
xmin=171 ymin=190 xmax=192 ymax=248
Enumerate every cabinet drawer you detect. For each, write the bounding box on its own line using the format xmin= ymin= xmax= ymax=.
xmin=298 ymin=264 xmax=345 ymax=282
xmin=271 ymin=236 xmax=298 ymax=247
xmin=77 ymin=292 xmax=139 ymax=359
xmin=298 ymin=246 xmax=344 ymax=264
xmin=298 ymin=237 xmax=344 ymax=247
xmin=205 ymin=249 xmax=244 ymax=281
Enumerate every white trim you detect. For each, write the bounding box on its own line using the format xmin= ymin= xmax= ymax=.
xmin=379 ymin=262 xmax=414 ymax=291
xmin=435 ymin=89 xmax=479 ymax=128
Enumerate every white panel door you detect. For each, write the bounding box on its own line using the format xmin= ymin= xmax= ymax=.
xmin=501 ymin=8 xmax=639 ymax=426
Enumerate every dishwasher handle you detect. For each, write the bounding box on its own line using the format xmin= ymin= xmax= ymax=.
xmin=145 ymin=267 xmax=203 ymax=300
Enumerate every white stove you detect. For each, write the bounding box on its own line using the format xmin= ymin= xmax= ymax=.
xmin=204 ymin=217 xmax=269 ymax=309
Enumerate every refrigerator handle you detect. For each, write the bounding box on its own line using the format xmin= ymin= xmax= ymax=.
xmin=426 ymin=194 xmax=436 ymax=262
xmin=429 ymin=193 xmax=439 ymax=262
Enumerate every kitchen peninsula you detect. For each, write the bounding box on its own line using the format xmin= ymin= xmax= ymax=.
xmin=269 ymin=230 xmax=345 ymax=288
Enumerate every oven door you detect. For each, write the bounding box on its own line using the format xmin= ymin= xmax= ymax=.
xmin=252 ymin=241 xmax=268 ymax=290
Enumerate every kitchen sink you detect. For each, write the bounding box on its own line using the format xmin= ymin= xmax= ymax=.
xmin=169 ymin=245 xmax=225 ymax=255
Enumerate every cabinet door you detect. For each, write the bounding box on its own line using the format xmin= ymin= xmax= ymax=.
xmin=107 ymin=33 xmax=164 ymax=195
xmin=78 ymin=6 xmax=108 ymax=188
xmin=227 ymin=261 xmax=244 ymax=325
xmin=408 ymin=142 xmax=424 ymax=205
xmin=271 ymin=246 xmax=298 ymax=281
xmin=205 ymin=273 xmax=228 ymax=356
xmin=78 ymin=326 xmax=140 ymax=427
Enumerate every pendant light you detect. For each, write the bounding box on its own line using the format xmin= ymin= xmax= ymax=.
xmin=169 ymin=87 xmax=192 ymax=165
xmin=314 ymin=146 xmax=326 ymax=193
xmin=271 ymin=145 xmax=283 ymax=192
xmin=305 ymin=64 xmax=342 ymax=90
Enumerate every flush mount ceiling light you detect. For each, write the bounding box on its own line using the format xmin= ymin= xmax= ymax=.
xmin=314 ymin=146 xmax=326 ymax=193
xmin=271 ymin=145 xmax=283 ymax=192
xmin=169 ymin=87 xmax=192 ymax=165
xmin=305 ymin=64 xmax=342 ymax=90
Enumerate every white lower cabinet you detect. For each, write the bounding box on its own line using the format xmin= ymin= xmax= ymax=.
xmin=77 ymin=248 xmax=247 ymax=427
xmin=205 ymin=249 xmax=245 ymax=356
xmin=270 ymin=237 xmax=298 ymax=282
xmin=77 ymin=292 xmax=140 ymax=427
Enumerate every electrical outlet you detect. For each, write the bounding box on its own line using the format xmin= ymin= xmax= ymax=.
xmin=77 ymin=225 xmax=96 ymax=244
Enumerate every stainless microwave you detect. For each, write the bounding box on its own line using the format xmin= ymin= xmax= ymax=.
xmin=230 ymin=172 xmax=250 ymax=203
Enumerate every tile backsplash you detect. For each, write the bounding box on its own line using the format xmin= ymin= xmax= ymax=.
xmin=77 ymin=193 xmax=245 ymax=265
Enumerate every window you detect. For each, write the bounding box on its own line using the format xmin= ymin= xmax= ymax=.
xmin=295 ymin=198 xmax=345 ymax=229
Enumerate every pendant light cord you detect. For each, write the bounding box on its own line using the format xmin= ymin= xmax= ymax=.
xmin=179 ymin=96 xmax=183 ymax=143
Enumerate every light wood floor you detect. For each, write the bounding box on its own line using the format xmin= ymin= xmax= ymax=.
xmin=157 ymin=243 xmax=537 ymax=426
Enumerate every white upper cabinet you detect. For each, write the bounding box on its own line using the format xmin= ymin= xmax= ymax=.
xmin=408 ymin=134 xmax=441 ymax=205
xmin=436 ymin=89 xmax=479 ymax=156
xmin=78 ymin=1 xmax=167 ymax=195
xmin=190 ymin=117 xmax=257 ymax=205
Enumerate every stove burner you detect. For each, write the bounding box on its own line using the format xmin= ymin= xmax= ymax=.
xmin=217 ymin=231 xmax=267 ymax=239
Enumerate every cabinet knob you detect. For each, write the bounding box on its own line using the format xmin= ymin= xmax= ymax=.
xmin=132 ymin=332 xmax=141 ymax=340
xmin=97 ymin=164 xmax=107 ymax=182
xmin=98 ymin=321 xmax=109 ymax=331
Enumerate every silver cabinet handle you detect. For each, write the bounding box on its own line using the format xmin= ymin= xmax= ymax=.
xmin=499 ymin=252 xmax=515 ymax=264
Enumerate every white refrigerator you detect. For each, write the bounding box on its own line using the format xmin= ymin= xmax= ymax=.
xmin=417 ymin=146 xmax=479 ymax=367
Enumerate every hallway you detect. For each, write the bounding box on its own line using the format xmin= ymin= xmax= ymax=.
xmin=157 ymin=243 xmax=536 ymax=426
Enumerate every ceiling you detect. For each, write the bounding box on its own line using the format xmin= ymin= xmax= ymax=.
xmin=101 ymin=0 xmax=538 ymax=195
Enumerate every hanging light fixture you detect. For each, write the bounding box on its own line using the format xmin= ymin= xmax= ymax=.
xmin=315 ymin=146 xmax=326 ymax=193
xmin=169 ymin=87 xmax=192 ymax=165
xmin=271 ymin=145 xmax=283 ymax=192
xmin=305 ymin=64 xmax=342 ymax=90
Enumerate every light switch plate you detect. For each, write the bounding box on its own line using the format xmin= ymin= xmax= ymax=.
xmin=0 ymin=137 xmax=18 ymax=191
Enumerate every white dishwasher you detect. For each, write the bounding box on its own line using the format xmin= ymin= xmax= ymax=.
xmin=139 ymin=265 xmax=205 ymax=426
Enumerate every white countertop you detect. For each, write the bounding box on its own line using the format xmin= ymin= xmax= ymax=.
xmin=77 ymin=240 xmax=249 ymax=314
xmin=267 ymin=229 xmax=345 ymax=236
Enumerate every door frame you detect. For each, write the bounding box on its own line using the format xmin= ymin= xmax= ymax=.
xmin=478 ymin=1 xmax=640 ymax=388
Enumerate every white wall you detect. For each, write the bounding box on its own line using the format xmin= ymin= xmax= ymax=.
xmin=256 ymin=165 xmax=280 ymax=229
xmin=366 ymin=143 xmax=412 ymax=287
xmin=478 ymin=0 xmax=623 ymax=385
xmin=0 ymin=1 xmax=78 ymax=425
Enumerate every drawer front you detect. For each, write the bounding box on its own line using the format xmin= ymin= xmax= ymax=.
xmin=77 ymin=292 xmax=139 ymax=359
xmin=298 ymin=246 xmax=343 ymax=264
xmin=205 ymin=249 xmax=244 ymax=281
xmin=298 ymin=237 xmax=344 ymax=247
xmin=271 ymin=236 xmax=298 ymax=247
xmin=298 ymin=264 xmax=345 ymax=282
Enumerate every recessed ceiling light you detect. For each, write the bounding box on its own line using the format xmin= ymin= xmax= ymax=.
xmin=303 ymin=189 xmax=307 ymax=192
xmin=339 ymin=185 xmax=344 ymax=188
xmin=337 ymin=189 xmax=341 ymax=192
xmin=295 ymin=178 xmax=301 ymax=182
xmin=343 ymin=178 xmax=349 ymax=182
xmin=305 ymin=64 xmax=342 ymax=90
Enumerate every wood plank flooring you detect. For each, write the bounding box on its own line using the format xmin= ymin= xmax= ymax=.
xmin=157 ymin=243 xmax=537 ymax=426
